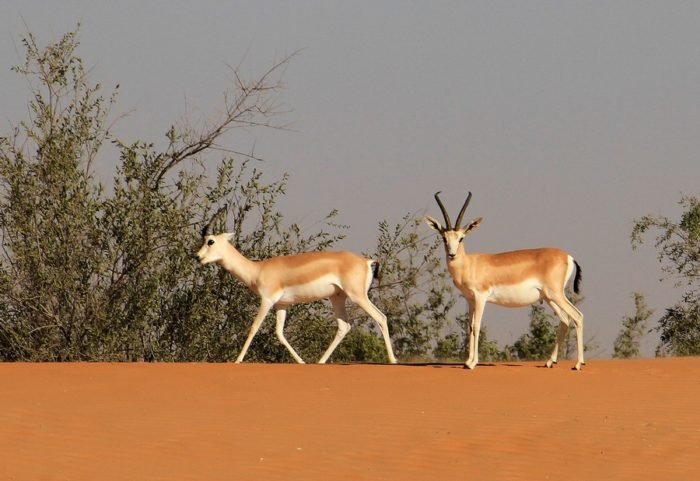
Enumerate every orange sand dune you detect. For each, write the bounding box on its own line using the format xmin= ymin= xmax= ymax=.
xmin=1 ymin=358 xmax=699 ymax=480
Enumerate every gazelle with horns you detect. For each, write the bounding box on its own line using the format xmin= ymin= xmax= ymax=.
xmin=196 ymin=207 xmax=397 ymax=364
xmin=426 ymin=192 xmax=584 ymax=370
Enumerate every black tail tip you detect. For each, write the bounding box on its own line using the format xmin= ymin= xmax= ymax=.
xmin=371 ymin=261 xmax=381 ymax=281
xmin=573 ymin=260 xmax=583 ymax=294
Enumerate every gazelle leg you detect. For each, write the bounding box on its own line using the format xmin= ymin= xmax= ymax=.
xmin=275 ymin=308 xmax=305 ymax=364
xmin=351 ymin=295 xmax=397 ymax=364
xmin=236 ymin=300 xmax=273 ymax=363
xmin=318 ymin=295 xmax=351 ymax=364
xmin=465 ymin=300 xmax=476 ymax=366
xmin=546 ymin=300 xmax=570 ymax=368
xmin=552 ymin=294 xmax=585 ymax=370
xmin=566 ymin=302 xmax=585 ymax=370
xmin=465 ymin=296 xmax=486 ymax=370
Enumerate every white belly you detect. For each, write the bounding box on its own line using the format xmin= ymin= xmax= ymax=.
xmin=487 ymin=279 xmax=542 ymax=307
xmin=276 ymin=275 xmax=341 ymax=306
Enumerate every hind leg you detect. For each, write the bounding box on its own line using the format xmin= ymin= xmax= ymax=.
xmin=545 ymin=301 xmax=570 ymax=368
xmin=318 ymin=295 xmax=352 ymax=364
xmin=550 ymin=293 xmax=585 ymax=370
xmin=349 ymin=294 xmax=397 ymax=364
xmin=568 ymin=301 xmax=585 ymax=370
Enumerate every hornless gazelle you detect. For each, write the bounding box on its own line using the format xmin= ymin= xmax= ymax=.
xmin=196 ymin=207 xmax=397 ymax=364
xmin=426 ymin=192 xmax=585 ymax=370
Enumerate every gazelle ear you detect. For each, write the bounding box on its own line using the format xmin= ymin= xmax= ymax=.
xmin=462 ymin=217 xmax=483 ymax=234
xmin=222 ymin=232 xmax=236 ymax=242
xmin=425 ymin=216 xmax=444 ymax=232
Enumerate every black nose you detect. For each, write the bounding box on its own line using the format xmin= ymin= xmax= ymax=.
xmin=448 ymin=253 xmax=456 ymax=260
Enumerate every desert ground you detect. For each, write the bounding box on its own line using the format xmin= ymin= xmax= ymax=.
xmin=1 ymin=357 xmax=699 ymax=481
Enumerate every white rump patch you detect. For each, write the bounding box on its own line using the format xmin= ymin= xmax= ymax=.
xmin=566 ymin=255 xmax=575 ymax=285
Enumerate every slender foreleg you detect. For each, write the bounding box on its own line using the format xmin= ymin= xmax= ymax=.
xmin=465 ymin=299 xmax=476 ymax=366
xmin=236 ymin=300 xmax=273 ymax=363
xmin=465 ymin=296 xmax=486 ymax=370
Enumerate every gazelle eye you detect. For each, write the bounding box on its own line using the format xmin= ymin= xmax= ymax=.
xmin=207 ymin=239 xmax=215 ymax=246
xmin=459 ymin=238 xmax=464 ymax=243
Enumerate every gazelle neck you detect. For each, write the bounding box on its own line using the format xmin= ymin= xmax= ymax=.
xmin=219 ymin=242 xmax=260 ymax=287
xmin=446 ymin=243 xmax=470 ymax=274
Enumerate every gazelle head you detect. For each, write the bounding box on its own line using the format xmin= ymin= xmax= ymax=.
xmin=196 ymin=206 xmax=234 ymax=265
xmin=426 ymin=191 xmax=483 ymax=260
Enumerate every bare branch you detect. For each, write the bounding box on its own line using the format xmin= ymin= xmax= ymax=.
xmin=153 ymin=51 xmax=300 ymax=186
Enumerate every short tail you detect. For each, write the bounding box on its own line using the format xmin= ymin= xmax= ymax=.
xmin=366 ymin=260 xmax=381 ymax=292
xmin=371 ymin=261 xmax=381 ymax=281
xmin=573 ymin=260 xmax=582 ymax=294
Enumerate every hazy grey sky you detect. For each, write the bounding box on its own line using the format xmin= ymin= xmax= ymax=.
xmin=2 ymin=1 xmax=699 ymax=357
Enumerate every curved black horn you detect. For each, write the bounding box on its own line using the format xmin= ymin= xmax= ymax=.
xmin=201 ymin=205 xmax=228 ymax=238
xmin=454 ymin=192 xmax=472 ymax=229
xmin=434 ymin=191 xmax=452 ymax=230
